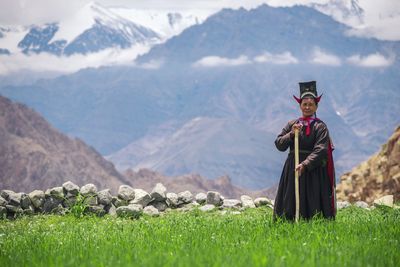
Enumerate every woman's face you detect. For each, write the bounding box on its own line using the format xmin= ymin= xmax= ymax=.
xmin=300 ymin=97 xmax=317 ymax=117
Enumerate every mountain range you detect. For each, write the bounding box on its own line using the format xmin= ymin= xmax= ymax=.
xmin=0 ymin=95 xmax=264 ymax=198
xmin=0 ymin=2 xmax=208 ymax=57
xmin=1 ymin=3 xmax=399 ymax=190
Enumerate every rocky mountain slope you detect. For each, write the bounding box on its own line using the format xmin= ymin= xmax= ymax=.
xmin=0 ymin=95 xmax=128 ymax=193
xmin=336 ymin=126 xmax=400 ymax=203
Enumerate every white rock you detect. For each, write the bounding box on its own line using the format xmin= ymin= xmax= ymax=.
xmin=144 ymin=206 xmax=160 ymax=217
xmin=62 ymin=181 xmax=80 ymax=196
xmin=240 ymin=195 xmax=255 ymax=208
xmin=199 ymin=204 xmax=215 ymax=212
xmin=150 ymin=183 xmax=167 ymax=201
xmin=337 ymin=201 xmax=350 ymax=209
xmin=118 ymin=185 xmax=135 ymax=201
xmin=178 ymin=191 xmax=193 ymax=204
xmin=28 ymin=190 xmax=45 ymax=209
xmin=222 ymin=199 xmax=242 ymax=209
xmin=254 ymin=197 xmax=272 ymax=207
xmin=80 ymin=184 xmax=97 ymax=196
xmin=48 ymin=187 xmax=64 ymax=200
xmin=374 ymin=195 xmax=394 ymax=208
xmin=0 ymin=196 xmax=7 ymax=207
xmin=166 ymin=192 xmax=179 ymax=207
xmin=195 ymin=193 xmax=207 ymax=204
xmin=354 ymin=201 xmax=369 ymax=209
xmin=116 ymin=204 xmax=143 ymax=218
xmin=130 ymin=189 xmax=152 ymax=207
xmin=97 ymin=189 xmax=113 ymax=206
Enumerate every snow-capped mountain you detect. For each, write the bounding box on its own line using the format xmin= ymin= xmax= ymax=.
xmin=311 ymin=0 xmax=364 ymax=27
xmin=1 ymin=2 xmax=161 ymax=56
xmin=110 ymin=7 xmax=214 ymax=39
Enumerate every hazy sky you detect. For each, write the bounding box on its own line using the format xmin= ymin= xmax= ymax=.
xmin=0 ymin=0 xmax=399 ymax=26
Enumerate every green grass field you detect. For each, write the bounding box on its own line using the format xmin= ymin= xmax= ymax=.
xmin=0 ymin=206 xmax=399 ymax=267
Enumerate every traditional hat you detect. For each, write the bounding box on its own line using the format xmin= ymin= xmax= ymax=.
xmin=293 ymin=80 xmax=322 ymax=103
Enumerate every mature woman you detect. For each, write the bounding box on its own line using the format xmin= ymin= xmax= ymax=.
xmin=273 ymin=81 xmax=336 ymax=220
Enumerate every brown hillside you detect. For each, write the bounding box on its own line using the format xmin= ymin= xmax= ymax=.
xmin=336 ymin=126 xmax=400 ymax=203
xmin=0 ymin=95 xmax=128 ymax=193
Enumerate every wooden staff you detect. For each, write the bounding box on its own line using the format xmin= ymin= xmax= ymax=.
xmin=294 ymin=128 xmax=300 ymax=222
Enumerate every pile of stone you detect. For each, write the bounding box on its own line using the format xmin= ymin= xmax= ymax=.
xmin=0 ymin=181 xmax=273 ymax=219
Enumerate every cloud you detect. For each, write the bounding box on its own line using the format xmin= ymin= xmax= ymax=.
xmin=193 ymin=55 xmax=251 ymax=67
xmin=310 ymin=48 xmax=341 ymax=66
xmin=194 ymin=51 xmax=298 ymax=67
xmin=254 ymin=51 xmax=298 ymax=64
xmin=346 ymin=53 xmax=394 ymax=68
xmin=0 ymin=0 xmax=88 ymax=25
xmin=0 ymin=44 xmax=152 ymax=75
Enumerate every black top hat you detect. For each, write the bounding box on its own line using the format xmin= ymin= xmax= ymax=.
xmin=293 ymin=80 xmax=322 ymax=103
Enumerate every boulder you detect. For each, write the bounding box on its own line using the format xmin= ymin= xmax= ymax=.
xmin=150 ymin=183 xmax=167 ymax=201
xmin=43 ymin=197 xmax=63 ymax=213
xmin=80 ymin=184 xmax=97 ymax=196
xmin=143 ymin=206 xmax=160 ymax=217
xmin=62 ymin=181 xmax=80 ymax=197
xmin=166 ymin=193 xmax=179 ymax=207
xmin=240 ymin=195 xmax=256 ymax=208
xmin=206 ymin=191 xmax=222 ymax=206
xmin=8 ymin=192 xmax=22 ymax=207
xmin=152 ymin=201 xmax=168 ymax=212
xmin=112 ymin=197 xmax=128 ymax=208
xmin=337 ymin=201 xmax=350 ymax=210
xmin=28 ymin=190 xmax=45 ymax=209
xmin=107 ymin=204 xmax=117 ymax=217
xmin=178 ymin=191 xmax=193 ymax=205
xmin=354 ymin=201 xmax=369 ymax=209
xmin=20 ymin=193 xmax=32 ymax=210
xmin=0 ymin=190 xmax=14 ymax=201
xmin=195 ymin=193 xmax=207 ymax=204
xmin=97 ymin=189 xmax=113 ymax=206
xmin=130 ymin=189 xmax=152 ymax=207
xmin=199 ymin=204 xmax=216 ymax=212
xmin=254 ymin=197 xmax=272 ymax=207
xmin=80 ymin=184 xmax=98 ymax=206
xmin=116 ymin=204 xmax=143 ymax=218
xmin=47 ymin=187 xmax=64 ymax=200
xmin=0 ymin=196 xmax=7 ymax=207
xmin=86 ymin=205 xmax=106 ymax=216
xmin=222 ymin=199 xmax=242 ymax=209
xmin=118 ymin=185 xmax=135 ymax=201
xmin=374 ymin=195 xmax=394 ymax=208
xmin=0 ymin=206 xmax=7 ymax=218
xmin=6 ymin=204 xmax=22 ymax=214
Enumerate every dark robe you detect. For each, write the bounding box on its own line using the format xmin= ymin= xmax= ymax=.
xmin=273 ymin=118 xmax=336 ymax=220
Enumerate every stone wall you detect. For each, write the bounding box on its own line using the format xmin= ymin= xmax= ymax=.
xmin=0 ymin=181 xmax=273 ymax=219
xmin=0 ymin=181 xmax=396 ymax=219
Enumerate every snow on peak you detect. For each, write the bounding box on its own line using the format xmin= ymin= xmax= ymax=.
xmin=51 ymin=1 xmax=147 ymax=44
xmin=110 ymin=8 xmax=215 ymax=39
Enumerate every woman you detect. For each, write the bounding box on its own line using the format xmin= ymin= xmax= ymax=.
xmin=273 ymin=81 xmax=336 ymax=220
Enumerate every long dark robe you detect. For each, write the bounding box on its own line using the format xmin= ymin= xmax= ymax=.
xmin=273 ymin=119 xmax=336 ymax=220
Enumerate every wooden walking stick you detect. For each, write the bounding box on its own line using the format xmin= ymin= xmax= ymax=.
xmin=294 ymin=128 xmax=300 ymax=222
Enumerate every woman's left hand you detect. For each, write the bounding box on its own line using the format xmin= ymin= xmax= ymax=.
xmin=295 ymin=163 xmax=305 ymax=175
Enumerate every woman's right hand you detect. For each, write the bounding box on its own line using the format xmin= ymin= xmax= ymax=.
xmin=290 ymin=123 xmax=302 ymax=137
